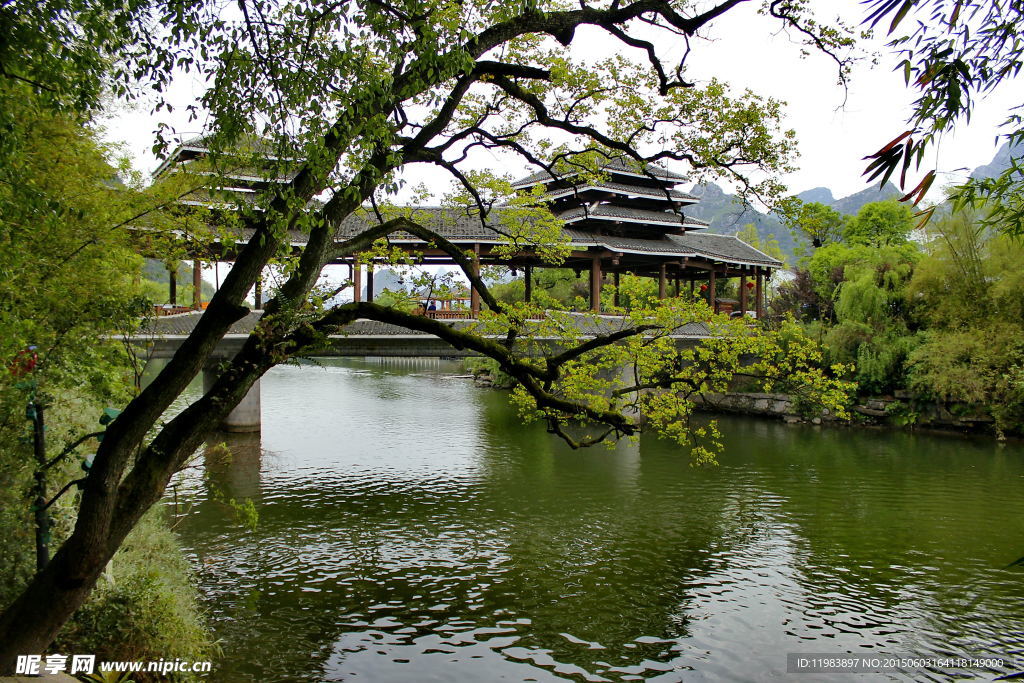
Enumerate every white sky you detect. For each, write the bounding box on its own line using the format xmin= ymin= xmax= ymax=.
xmin=106 ymin=2 xmax=1020 ymax=293
xmin=101 ymin=2 xmax=1018 ymax=203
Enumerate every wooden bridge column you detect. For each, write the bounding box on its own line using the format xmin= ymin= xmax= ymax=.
xmin=755 ymin=267 xmax=764 ymax=319
xmin=352 ymin=261 xmax=362 ymax=302
xmin=613 ymin=271 xmax=621 ymax=308
xmin=168 ymin=265 xmax=177 ymax=306
xmin=674 ymin=271 xmax=681 ymax=297
xmin=470 ymin=243 xmax=480 ymax=316
xmin=740 ymin=273 xmax=748 ymax=316
xmin=192 ymin=259 xmax=202 ymax=310
xmin=709 ymin=266 xmax=717 ymax=314
xmin=366 ymin=263 xmax=375 ymax=303
xmin=590 ymin=253 xmax=602 ymax=313
xmin=525 ymin=265 xmax=533 ymax=303
xmin=658 ymin=263 xmax=667 ymax=300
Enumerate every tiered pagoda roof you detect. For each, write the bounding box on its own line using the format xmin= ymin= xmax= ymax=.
xmin=153 ymin=135 xmax=300 ymax=208
xmin=151 ymin=139 xmax=782 ymax=276
xmin=511 ymin=159 xmax=704 ymax=234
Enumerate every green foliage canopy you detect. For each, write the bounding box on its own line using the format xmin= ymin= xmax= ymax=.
xmin=787 ymin=201 xmax=844 ymax=249
xmin=842 ymin=199 xmax=914 ymax=247
xmin=0 ymin=82 xmax=147 ymax=399
xmin=736 ymin=223 xmax=786 ymax=264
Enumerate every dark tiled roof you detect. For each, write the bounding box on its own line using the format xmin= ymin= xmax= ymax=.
xmin=142 ymin=310 xmax=711 ymax=339
xmin=513 ymin=159 xmax=688 ymax=188
xmin=334 ymin=208 xmax=502 ymax=241
xmin=178 ymin=134 xmax=289 ymax=158
xmin=154 ymin=135 xmax=300 ymax=179
xmin=218 ymin=207 xmax=778 ymax=267
xmin=178 ymin=188 xmax=261 ymax=208
xmin=188 ymin=167 xmax=299 ymax=184
xmin=558 ymin=204 xmax=709 ymax=228
xmin=671 ymin=232 xmax=782 ymax=266
xmin=541 ymin=180 xmax=698 ymax=203
xmin=605 ymin=158 xmax=688 ymax=180
xmin=561 ymin=230 xmax=685 ymax=256
xmin=558 ymin=229 xmax=781 ymax=266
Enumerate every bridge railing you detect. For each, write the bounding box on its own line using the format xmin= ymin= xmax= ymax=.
xmin=421 ymin=310 xmax=548 ymax=321
xmin=424 ymin=310 xmax=471 ymax=320
xmin=153 ymin=305 xmax=196 ymax=317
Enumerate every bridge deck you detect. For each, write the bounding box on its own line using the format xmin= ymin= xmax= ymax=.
xmin=137 ymin=311 xmax=711 ymax=359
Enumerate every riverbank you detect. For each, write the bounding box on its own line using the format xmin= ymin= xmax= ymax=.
xmin=691 ymin=391 xmax=1013 ymax=438
xmin=0 ymin=393 xmax=215 ymax=683
xmin=462 ymin=358 xmax=1010 ymax=438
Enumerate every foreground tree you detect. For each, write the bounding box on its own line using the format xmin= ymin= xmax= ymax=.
xmin=0 ymin=0 xmax=858 ymax=667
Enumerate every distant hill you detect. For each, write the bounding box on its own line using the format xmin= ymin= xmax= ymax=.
xmin=970 ymin=139 xmax=1023 ymax=180
xmin=807 ymin=183 xmax=901 ymax=215
xmin=362 ymin=268 xmax=405 ymax=300
xmin=143 ymin=258 xmax=216 ymax=299
xmin=685 ymin=181 xmax=901 ymax=263
xmin=692 ymin=135 xmax=1017 ymax=264
xmin=794 ymin=187 xmax=834 ymax=205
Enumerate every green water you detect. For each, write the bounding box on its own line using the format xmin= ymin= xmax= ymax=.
xmin=167 ymin=359 xmax=1024 ymax=681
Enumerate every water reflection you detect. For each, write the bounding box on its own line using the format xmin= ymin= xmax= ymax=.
xmin=167 ymin=359 xmax=1024 ymax=682
xmin=203 ymin=430 xmax=262 ymax=500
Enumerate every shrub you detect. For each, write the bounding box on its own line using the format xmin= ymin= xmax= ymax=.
xmin=54 ymin=511 xmax=216 ymax=682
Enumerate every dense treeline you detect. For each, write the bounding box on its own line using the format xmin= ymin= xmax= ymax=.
xmin=0 ymin=80 xmax=214 ymax=678
xmin=775 ymin=198 xmax=1024 ymax=435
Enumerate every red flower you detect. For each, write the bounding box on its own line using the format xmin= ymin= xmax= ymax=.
xmin=746 ymin=281 xmax=755 ymax=289
xmin=699 ymin=284 xmax=708 ymax=292
xmin=9 ymin=347 xmax=38 ymax=378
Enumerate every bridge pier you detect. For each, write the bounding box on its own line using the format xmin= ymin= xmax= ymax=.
xmin=203 ymin=369 xmax=262 ymax=432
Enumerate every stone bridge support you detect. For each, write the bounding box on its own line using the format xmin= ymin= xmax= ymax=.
xmin=203 ymin=367 xmax=262 ymax=432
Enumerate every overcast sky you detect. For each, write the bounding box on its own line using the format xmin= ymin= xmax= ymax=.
xmin=101 ymin=2 xmax=1018 ymax=203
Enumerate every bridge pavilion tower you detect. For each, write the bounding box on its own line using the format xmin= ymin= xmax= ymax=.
xmin=509 ymin=160 xmax=781 ymax=315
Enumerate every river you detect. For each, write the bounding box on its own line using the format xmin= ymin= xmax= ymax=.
xmin=165 ymin=358 xmax=1024 ymax=681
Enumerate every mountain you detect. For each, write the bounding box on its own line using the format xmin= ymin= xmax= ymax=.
xmin=795 ymin=187 xmax=834 ymax=205
xmin=829 ymin=183 xmax=901 ymax=215
xmin=970 ymin=140 xmax=1023 ymax=180
xmin=685 ymin=183 xmax=794 ymax=258
xmin=685 ymin=181 xmax=902 ymax=263
xmin=793 ymin=183 xmax=901 ymax=215
xmin=362 ymin=268 xmax=406 ymax=300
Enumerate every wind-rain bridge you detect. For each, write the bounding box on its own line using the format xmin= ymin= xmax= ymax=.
xmin=139 ymin=138 xmax=781 ymax=432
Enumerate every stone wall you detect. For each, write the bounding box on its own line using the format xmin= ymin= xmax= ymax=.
xmin=693 ymin=392 xmax=997 ymax=433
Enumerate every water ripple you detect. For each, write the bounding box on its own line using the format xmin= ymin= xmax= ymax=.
xmin=166 ymin=360 xmax=1024 ymax=682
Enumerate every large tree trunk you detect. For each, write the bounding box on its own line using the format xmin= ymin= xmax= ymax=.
xmin=0 ymin=350 xmax=268 ymax=673
xmin=0 ymin=199 xmax=349 ymax=673
xmin=0 ymin=223 xmax=284 ymax=674
xmin=0 ymin=523 xmax=125 ymax=666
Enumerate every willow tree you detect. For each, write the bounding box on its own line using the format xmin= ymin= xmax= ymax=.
xmin=0 ymin=0 xmax=856 ymax=667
